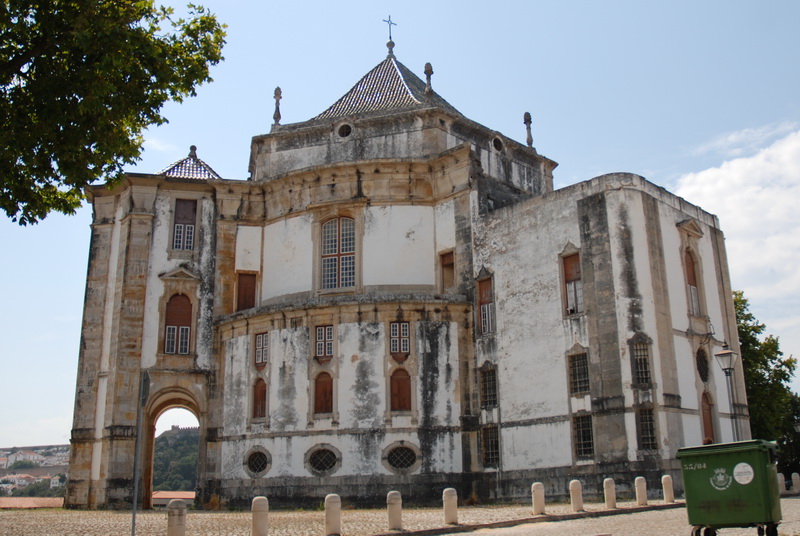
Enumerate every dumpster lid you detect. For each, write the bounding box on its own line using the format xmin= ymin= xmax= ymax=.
xmin=677 ymin=439 xmax=778 ymax=458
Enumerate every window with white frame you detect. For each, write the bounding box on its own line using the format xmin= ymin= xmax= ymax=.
xmin=321 ymin=217 xmax=355 ymax=290
xmin=315 ymin=325 xmax=334 ymax=363
xmin=390 ymin=322 xmax=410 ymax=355
xmin=164 ymin=294 xmax=192 ymax=354
xmin=478 ymin=278 xmax=495 ymax=334
xmin=173 ymin=199 xmax=196 ymax=250
xmin=255 ymin=332 xmax=268 ymax=368
xmin=563 ymin=253 xmax=584 ymax=315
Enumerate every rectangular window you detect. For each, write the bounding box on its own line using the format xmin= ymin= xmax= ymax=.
xmin=638 ymin=409 xmax=658 ymax=450
xmin=237 ymin=273 xmax=257 ymax=311
xmin=390 ymin=322 xmax=410 ymax=354
xmin=177 ymin=326 xmax=190 ymax=355
xmin=480 ymin=368 xmax=498 ymax=409
xmin=321 ymin=218 xmax=356 ymax=289
xmin=173 ymin=199 xmax=197 ymax=250
xmin=633 ymin=342 xmax=652 ymax=384
xmin=440 ymin=251 xmax=455 ymax=291
xmin=564 ymin=254 xmax=584 ymax=315
xmin=316 ymin=326 xmax=334 ymax=358
xmin=573 ymin=414 xmax=594 ymax=458
xmin=478 ymin=278 xmax=495 ymax=334
xmin=481 ymin=425 xmax=500 ymax=467
xmin=165 ymin=326 xmax=177 ymax=354
xmin=255 ymin=332 xmax=268 ymax=366
xmin=568 ymin=353 xmax=590 ymax=395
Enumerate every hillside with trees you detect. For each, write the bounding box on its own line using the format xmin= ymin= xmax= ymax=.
xmin=153 ymin=427 xmax=199 ymax=492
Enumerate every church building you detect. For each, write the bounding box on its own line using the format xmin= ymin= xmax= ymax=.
xmin=66 ymin=40 xmax=749 ymax=509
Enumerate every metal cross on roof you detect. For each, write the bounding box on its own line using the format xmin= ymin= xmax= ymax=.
xmin=383 ymin=16 xmax=397 ymax=40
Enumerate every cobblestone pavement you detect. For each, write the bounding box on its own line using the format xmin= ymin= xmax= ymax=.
xmin=0 ymin=498 xmax=798 ymax=536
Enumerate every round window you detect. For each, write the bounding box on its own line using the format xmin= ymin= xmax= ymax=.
xmin=387 ymin=446 xmax=417 ymax=470
xmin=492 ymin=137 xmax=504 ymax=152
xmin=309 ymin=448 xmax=338 ymax=473
xmin=247 ymin=451 xmax=269 ymax=475
xmin=338 ymin=124 xmax=352 ymax=138
xmin=696 ymin=349 xmax=709 ymax=383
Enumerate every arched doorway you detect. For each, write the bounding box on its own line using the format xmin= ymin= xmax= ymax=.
xmin=152 ymin=409 xmax=199 ymax=496
xmin=142 ymin=388 xmax=202 ymax=509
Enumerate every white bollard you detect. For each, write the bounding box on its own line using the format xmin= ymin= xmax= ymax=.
xmin=325 ymin=494 xmax=341 ymax=536
xmin=387 ymin=490 xmax=402 ymax=531
xmin=603 ymin=478 xmax=616 ymax=509
xmin=635 ymin=476 xmax=648 ymax=506
xmin=252 ymin=496 xmax=269 ymax=536
xmin=662 ymin=475 xmax=675 ymax=503
xmin=792 ymin=473 xmax=800 ymax=492
xmin=569 ymin=479 xmax=584 ymax=512
xmin=531 ymin=482 xmax=545 ymax=515
xmin=778 ymin=473 xmax=787 ymax=495
xmin=443 ymin=488 xmax=458 ymax=525
xmin=167 ymin=499 xmax=187 ymax=536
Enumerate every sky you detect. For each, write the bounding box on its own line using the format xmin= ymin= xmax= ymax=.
xmin=2 ymin=0 xmax=800 ymax=447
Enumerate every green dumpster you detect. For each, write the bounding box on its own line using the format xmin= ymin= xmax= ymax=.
xmin=677 ymin=440 xmax=781 ymax=536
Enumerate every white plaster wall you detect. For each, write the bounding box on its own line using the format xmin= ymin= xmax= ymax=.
xmin=235 ymin=225 xmax=262 ymax=272
xmin=262 ymin=215 xmax=314 ymax=300
xmin=502 ymin=422 xmax=572 ymax=471
xmin=362 ymin=205 xmax=435 ymax=287
xmin=222 ymin=336 xmax=249 ymax=437
xmin=337 ymin=322 xmax=385 ymax=429
xmin=434 ymin=200 xmax=456 ymax=253
xmin=673 ymin=336 xmax=699 ymax=410
xmin=269 ymin=328 xmax=309 ymax=432
xmin=141 ymin=195 xmax=171 ymax=368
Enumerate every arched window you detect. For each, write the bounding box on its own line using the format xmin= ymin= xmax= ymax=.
xmin=321 ymin=217 xmax=355 ymax=290
xmin=685 ymin=250 xmax=701 ymax=315
xmin=390 ymin=369 xmax=412 ymax=411
xmin=253 ymin=379 xmax=267 ymax=419
xmin=701 ymin=392 xmax=715 ymax=443
xmin=164 ymin=294 xmax=192 ymax=354
xmin=314 ymin=372 xmax=333 ymax=414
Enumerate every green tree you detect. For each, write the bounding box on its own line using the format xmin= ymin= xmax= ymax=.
xmin=8 ymin=460 xmax=39 ymax=470
xmin=736 ymin=290 xmax=796 ymax=443
xmin=0 ymin=0 xmax=226 ymax=224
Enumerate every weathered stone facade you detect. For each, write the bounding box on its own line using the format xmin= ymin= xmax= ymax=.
xmin=67 ymin=44 xmax=749 ymax=509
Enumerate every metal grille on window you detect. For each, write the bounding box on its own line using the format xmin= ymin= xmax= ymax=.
xmin=247 ymin=451 xmax=269 ymax=474
xmin=255 ymin=333 xmax=268 ymax=365
xmin=309 ymin=448 xmax=337 ymax=473
xmin=569 ymin=353 xmax=590 ymax=394
xmin=633 ymin=343 xmax=651 ymax=384
xmin=639 ymin=409 xmax=658 ymax=450
xmin=387 ymin=447 xmax=417 ymax=470
xmin=481 ymin=425 xmax=500 ymax=467
xmin=390 ymin=322 xmax=410 ymax=354
xmin=480 ymin=368 xmax=498 ymax=409
xmin=573 ymin=415 xmax=594 ymax=458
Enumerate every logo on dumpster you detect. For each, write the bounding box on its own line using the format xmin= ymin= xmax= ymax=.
xmin=733 ymin=462 xmax=755 ymax=485
xmin=710 ymin=468 xmax=733 ymax=491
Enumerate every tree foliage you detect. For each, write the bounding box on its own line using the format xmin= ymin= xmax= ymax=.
xmin=10 ymin=479 xmax=64 ymax=497
xmin=735 ymin=290 xmax=800 ymax=472
xmin=153 ymin=426 xmax=199 ymax=491
xmin=8 ymin=460 xmax=39 ymax=470
xmin=0 ymin=0 xmax=226 ymax=224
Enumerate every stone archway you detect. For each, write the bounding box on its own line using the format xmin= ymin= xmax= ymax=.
xmin=142 ymin=387 xmax=202 ymax=509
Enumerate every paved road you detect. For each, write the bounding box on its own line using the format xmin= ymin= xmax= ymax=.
xmin=1 ymin=498 xmax=798 ymax=535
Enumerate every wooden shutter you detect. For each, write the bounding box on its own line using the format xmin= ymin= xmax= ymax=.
xmin=174 ymin=199 xmax=196 ymax=225
xmin=237 ymin=273 xmax=256 ymax=311
xmin=390 ymin=369 xmax=411 ymax=411
xmin=253 ymin=379 xmax=267 ymax=418
xmin=478 ymin=278 xmax=493 ymax=305
xmin=165 ymin=294 xmax=192 ymax=326
xmin=315 ymin=373 xmax=333 ymax=414
xmin=564 ymin=254 xmax=581 ymax=282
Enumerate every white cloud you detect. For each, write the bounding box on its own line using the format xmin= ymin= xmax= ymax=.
xmin=676 ymin=130 xmax=800 ymax=389
xmin=692 ymin=121 xmax=799 ymax=159
xmin=143 ymin=137 xmax=179 ymax=153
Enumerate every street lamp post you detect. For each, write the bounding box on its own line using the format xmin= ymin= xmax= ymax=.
xmin=714 ymin=343 xmax=739 ymax=441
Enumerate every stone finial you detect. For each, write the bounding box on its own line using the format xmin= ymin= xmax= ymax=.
xmin=273 ymin=87 xmax=282 ymax=126
xmin=523 ymin=112 xmax=533 ymax=148
xmin=189 ymin=145 xmax=198 ymax=159
xmin=424 ymin=63 xmax=434 ymax=95
xmin=386 ymin=39 xmax=395 ymax=58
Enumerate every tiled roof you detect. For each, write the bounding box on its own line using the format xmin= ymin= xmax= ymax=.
xmin=159 ymin=146 xmax=222 ymax=180
xmin=313 ymin=49 xmax=461 ymax=121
